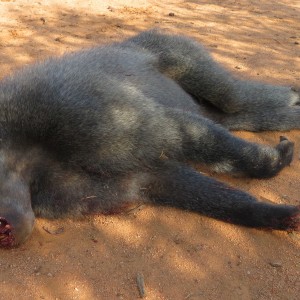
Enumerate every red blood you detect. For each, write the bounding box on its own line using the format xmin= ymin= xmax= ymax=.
xmin=0 ymin=217 xmax=15 ymax=247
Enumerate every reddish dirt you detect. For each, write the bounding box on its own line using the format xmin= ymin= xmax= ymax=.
xmin=0 ymin=0 xmax=299 ymax=299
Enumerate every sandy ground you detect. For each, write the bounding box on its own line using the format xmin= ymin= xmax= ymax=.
xmin=0 ymin=0 xmax=299 ymax=299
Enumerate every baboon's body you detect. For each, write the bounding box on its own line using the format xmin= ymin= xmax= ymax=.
xmin=0 ymin=30 xmax=299 ymax=247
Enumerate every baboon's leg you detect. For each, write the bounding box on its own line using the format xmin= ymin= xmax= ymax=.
xmin=77 ymin=162 xmax=299 ymax=231
xmin=203 ymin=105 xmax=300 ymax=131
xmin=151 ymin=109 xmax=293 ymax=178
xmin=125 ymin=31 xmax=299 ymax=114
xmin=114 ymin=162 xmax=299 ymax=231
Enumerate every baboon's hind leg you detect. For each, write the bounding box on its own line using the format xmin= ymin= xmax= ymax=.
xmin=204 ymin=105 xmax=300 ymax=131
xmin=125 ymin=31 xmax=299 ymax=115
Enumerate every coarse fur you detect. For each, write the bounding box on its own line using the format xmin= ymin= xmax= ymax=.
xmin=0 ymin=30 xmax=299 ymax=247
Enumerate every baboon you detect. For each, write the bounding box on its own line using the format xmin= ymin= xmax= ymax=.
xmin=0 ymin=30 xmax=299 ymax=247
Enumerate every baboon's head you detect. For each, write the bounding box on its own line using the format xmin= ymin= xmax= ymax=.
xmin=0 ymin=150 xmax=35 ymax=248
xmin=0 ymin=209 xmax=35 ymax=248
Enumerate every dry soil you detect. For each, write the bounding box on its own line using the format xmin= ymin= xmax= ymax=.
xmin=0 ymin=0 xmax=299 ymax=299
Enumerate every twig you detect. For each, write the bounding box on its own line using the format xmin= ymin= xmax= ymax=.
xmin=136 ymin=272 xmax=146 ymax=298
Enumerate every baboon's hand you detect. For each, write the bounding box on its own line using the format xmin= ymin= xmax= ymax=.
xmin=276 ymin=136 xmax=294 ymax=167
xmin=248 ymin=137 xmax=294 ymax=178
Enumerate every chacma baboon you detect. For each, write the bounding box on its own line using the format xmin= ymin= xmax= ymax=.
xmin=0 ymin=30 xmax=299 ymax=247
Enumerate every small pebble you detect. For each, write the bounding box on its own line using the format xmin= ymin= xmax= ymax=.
xmin=269 ymin=262 xmax=282 ymax=268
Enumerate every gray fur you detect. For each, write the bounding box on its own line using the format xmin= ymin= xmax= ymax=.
xmin=0 ymin=30 xmax=299 ymax=247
